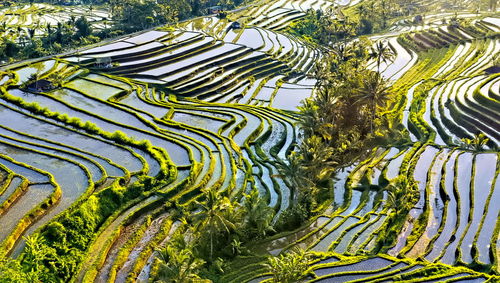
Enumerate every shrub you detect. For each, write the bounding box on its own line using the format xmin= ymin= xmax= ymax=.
xmin=265 ymin=249 xmax=313 ymax=283
xmin=110 ymin=130 xmax=130 ymax=144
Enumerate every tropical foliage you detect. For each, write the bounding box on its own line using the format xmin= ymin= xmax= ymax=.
xmin=265 ymin=249 xmax=313 ymax=283
xmin=0 ymin=0 xmax=499 ymax=282
xmin=276 ymin=40 xmax=396 ymax=223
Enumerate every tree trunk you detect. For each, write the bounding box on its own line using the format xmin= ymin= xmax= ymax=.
xmin=210 ymin=226 xmax=213 ymax=261
xmin=371 ymin=99 xmax=376 ymax=133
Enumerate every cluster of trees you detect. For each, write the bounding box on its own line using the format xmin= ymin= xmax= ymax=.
xmin=108 ymin=0 xmax=253 ymax=32
xmin=356 ymin=0 xmax=498 ymax=28
xmin=288 ymin=9 xmax=371 ymax=45
xmin=461 ymin=132 xmax=490 ymax=151
xmin=0 ymin=2 xmax=437 ymax=283
xmin=290 ymin=0 xmax=499 ymax=47
xmin=109 ymin=0 xmax=182 ymax=32
xmin=150 ymin=24 xmax=411 ymax=283
xmin=275 ymin=39 xmax=405 ymax=228
xmin=151 ymin=187 xmax=275 ymax=282
xmin=1 ymin=0 xmax=252 ymax=62
xmin=354 ymin=0 xmax=427 ymax=30
xmin=0 ymin=0 xmax=182 ymax=62
xmin=287 ymin=0 xmax=435 ymax=47
xmin=0 ymin=177 xmax=163 ymax=282
xmin=0 ymin=15 xmax=101 ymax=62
xmin=288 ymin=1 xmax=421 ymax=46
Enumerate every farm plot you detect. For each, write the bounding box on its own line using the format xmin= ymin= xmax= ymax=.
xmin=241 ymin=12 xmax=500 ymax=281
xmin=69 ymin=25 xmax=319 ymax=111
xmin=63 ymin=88 xmax=299 ymax=281
xmin=0 ymin=0 xmax=499 ymax=282
xmin=0 ymin=3 xmax=110 ymax=39
xmin=379 ymin=13 xmax=500 ymax=272
xmin=225 ymin=254 xmax=492 ymax=283
xmin=233 ymin=0 xmax=351 ymax=31
xmin=1 ymin=39 xmax=300 ymax=279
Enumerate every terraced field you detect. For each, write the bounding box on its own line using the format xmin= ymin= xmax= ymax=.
xmin=0 ymin=0 xmax=499 ymax=282
xmin=225 ymin=254 xmax=492 ymax=283
xmin=222 ymin=2 xmax=499 ymax=280
xmin=0 ymin=3 xmax=109 ymax=38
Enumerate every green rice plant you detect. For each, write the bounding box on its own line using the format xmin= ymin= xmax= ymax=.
xmin=0 ymin=176 xmax=29 ymax=216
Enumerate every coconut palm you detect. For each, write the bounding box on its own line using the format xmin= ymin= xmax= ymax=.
xmin=45 ymin=23 xmax=52 ymax=35
xmin=355 ymin=72 xmax=391 ymax=133
xmin=369 ymin=40 xmax=395 ymax=73
xmin=331 ymin=19 xmax=356 ymax=42
xmin=89 ymin=2 xmax=94 ymax=17
xmin=276 ymin=136 xmax=337 ymax=208
xmin=192 ymin=188 xmax=239 ymax=261
xmin=243 ymin=187 xmax=274 ymax=237
xmin=333 ymin=43 xmax=355 ymax=63
xmin=55 ymin=22 xmax=63 ymax=43
xmin=461 ymin=133 xmax=489 ymax=151
xmin=275 ymin=152 xmax=311 ymax=206
xmin=490 ymin=0 xmax=498 ymax=11
xmin=265 ymin=249 xmax=313 ymax=283
xmin=45 ymin=23 xmax=52 ymax=46
xmin=385 ymin=175 xmax=414 ymax=215
xmin=154 ymin=246 xmax=206 ymax=283
xmin=27 ymin=28 xmax=36 ymax=40
xmin=297 ymin=98 xmax=322 ymax=138
xmin=356 ymin=4 xmax=368 ymax=19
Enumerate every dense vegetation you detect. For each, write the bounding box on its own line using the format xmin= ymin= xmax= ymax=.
xmin=0 ymin=0 xmax=499 ymax=282
xmin=0 ymin=0 xmax=249 ymax=62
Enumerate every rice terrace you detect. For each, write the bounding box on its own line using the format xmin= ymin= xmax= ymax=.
xmin=0 ymin=0 xmax=499 ymax=282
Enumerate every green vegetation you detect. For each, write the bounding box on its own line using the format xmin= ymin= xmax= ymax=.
xmin=0 ymin=0 xmax=499 ymax=282
xmin=274 ymin=43 xmax=398 ymax=229
xmin=265 ymin=249 xmax=313 ymax=283
xmin=0 ymin=0 xmax=251 ymax=62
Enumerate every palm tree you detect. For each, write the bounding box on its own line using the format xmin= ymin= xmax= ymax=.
xmin=22 ymin=234 xmax=51 ymax=273
xmin=379 ymin=0 xmax=388 ymax=28
xmin=333 ymin=43 xmax=355 ymax=63
xmin=369 ymin=40 xmax=395 ymax=73
xmin=355 ymin=72 xmax=391 ymax=133
xmin=154 ymin=246 xmax=205 ymax=283
xmin=296 ymin=136 xmax=337 ymax=188
xmin=192 ymin=188 xmax=239 ymax=261
xmin=27 ymin=28 xmax=36 ymax=41
xmin=356 ymin=4 xmax=368 ymax=19
xmin=385 ymin=175 xmax=414 ymax=215
xmin=89 ymin=2 xmax=94 ymax=17
xmin=331 ymin=19 xmax=356 ymax=42
xmin=275 ymin=152 xmax=312 ymax=206
xmin=461 ymin=133 xmax=489 ymax=151
xmin=265 ymin=249 xmax=313 ymax=283
xmin=48 ymin=72 xmax=64 ymax=88
xmin=319 ymin=7 xmax=336 ymax=44
xmin=243 ymin=188 xmax=274 ymax=237
xmin=490 ymin=0 xmax=498 ymax=11
xmin=56 ymin=22 xmax=63 ymax=43
xmin=297 ymin=98 xmax=322 ymax=138
xmin=16 ymin=26 xmax=26 ymax=46
xmin=276 ymin=137 xmax=337 ymax=208
xmin=46 ymin=23 xmax=52 ymax=46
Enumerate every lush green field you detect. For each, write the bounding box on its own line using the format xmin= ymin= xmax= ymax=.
xmin=0 ymin=0 xmax=499 ymax=282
